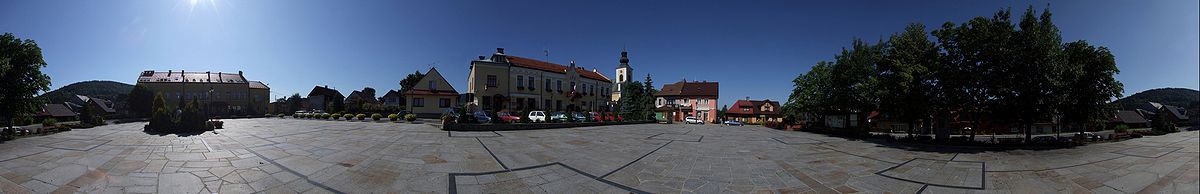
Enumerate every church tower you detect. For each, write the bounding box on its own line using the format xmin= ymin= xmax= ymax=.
xmin=612 ymin=49 xmax=632 ymax=102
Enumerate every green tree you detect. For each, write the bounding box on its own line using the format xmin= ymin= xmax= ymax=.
xmin=829 ymin=39 xmax=884 ymax=131
xmin=717 ymin=105 xmax=728 ymax=120
xmin=878 ymin=23 xmax=939 ymax=138
xmin=1058 ymin=40 xmax=1123 ymax=133
xmin=998 ymin=6 xmax=1063 ymax=142
xmin=287 ymin=93 xmax=302 ymax=113
xmin=148 ymin=92 xmax=173 ymax=132
xmin=127 ymin=84 xmax=156 ymax=118
xmin=642 ymin=74 xmax=657 ymax=120
xmin=0 ymin=33 xmax=52 ymax=129
xmin=619 ymin=81 xmax=646 ymax=120
xmin=79 ymin=101 xmax=95 ymax=125
xmin=932 ymin=9 xmax=1014 ymax=140
xmin=399 ymin=71 xmax=426 ymax=93
xmin=1150 ymin=108 xmax=1178 ymax=133
xmin=784 ymin=61 xmax=835 ymax=127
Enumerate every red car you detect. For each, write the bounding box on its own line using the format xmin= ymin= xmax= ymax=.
xmin=604 ymin=112 xmax=624 ymax=122
xmin=589 ymin=112 xmax=603 ymax=122
xmin=496 ymin=112 xmax=521 ymax=123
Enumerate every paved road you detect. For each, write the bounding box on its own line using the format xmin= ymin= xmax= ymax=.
xmin=0 ymin=118 xmax=1195 ymax=193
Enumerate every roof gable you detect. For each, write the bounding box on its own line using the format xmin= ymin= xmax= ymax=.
xmin=507 ymin=56 xmax=611 ymax=82
xmin=407 ymin=67 xmax=459 ymax=95
xmin=656 ymin=81 xmax=719 ymax=97
xmin=726 ymin=99 xmax=780 ymax=115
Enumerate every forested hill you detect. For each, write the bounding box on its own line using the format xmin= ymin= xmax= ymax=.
xmin=38 ymin=80 xmax=134 ymax=104
xmin=1111 ymin=88 xmax=1199 ymax=114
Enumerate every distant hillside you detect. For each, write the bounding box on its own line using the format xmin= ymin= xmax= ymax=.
xmin=1111 ymin=88 xmax=1199 ymax=114
xmin=38 ymin=80 xmax=134 ymax=105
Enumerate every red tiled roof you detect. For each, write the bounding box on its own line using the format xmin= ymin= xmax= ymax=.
xmin=507 ymin=56 xmax=611 ymax=82
xmin=726 ymin=99 xmax=780 ymax=115
xmin=656 ymin=81 xmax=718 ymax=97
xmin=249 ymin=81 xmax=270 ymax=89
xmin=404 ymin=89 xmax=459 ymax=96
xmin=137 ymin=70 xmax=247 ymax=83
xmin=39 ymin=104 xmax=78 ymax=117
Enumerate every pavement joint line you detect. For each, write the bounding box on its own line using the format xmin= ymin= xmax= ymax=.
xmin=1111 ymin=146 xmax=1184 ymax=158
xmin=600 ymin=140 xmax=674 ymax=178
xmin=0 ymin=148 xmax=55 ymax=163
xmin=198 ymin=136 xmax=214 ymax=152
xmin=447 ymin=162 xmax=650 ymax=194
xmin=476 ymin=137 xmax=508 ymax=170
xmin=36 ymin=139 xmax=112 ymax=152
xmin=984 ymin=155 xmax=1125 ymax=172
xmin=874 ymin=158 xmax=986 ymax=190
xmin=246 ymin=149 xmax=346 ymax=194
xmin=917 ymin=184 xmax=929 ymax=194
xmin=817 ymin=144 xmax=899 ymax=164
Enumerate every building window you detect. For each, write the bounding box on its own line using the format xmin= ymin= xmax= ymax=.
xmin=516 ymin=76 xmax=524 ymax=88
xmin=570 ymin=82 xmax=576 ymax=91
xmin=556 ymin=100 xmax=562 ymax=110
xmin=486 ymin=75 xmax=497 ymax=87
xmin=429 ymin=81 xmax=437 ymax=90
xmin=556 ymin=80 xmax=562 ymax=92
xmin=439 ymin=98 xmax=451 ymax=108
xmin=413 ymin=98 xmax=425 ymax=107
xmin=545 ymin=99 xmax=552 ymax=110
xmin=545 ymin=79 xmax=552 ymax=92
xmin=528 ymin=78 xmax=535 ymax=90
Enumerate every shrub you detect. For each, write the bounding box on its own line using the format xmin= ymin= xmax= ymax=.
xmin=371 ymin=113 xmax=383 ymax=121
xmin=331 ymin=113 xmax=342 ymax=120
xmin=356 ymin=114 xmax=367 ymax=120
xmin=1114 ymin=124 xmax=1130 ymax=133
xmin=405 ymin=114 xmax=417 ymax=122
xmin=764 ymin=121 xmax=783 ymax=129
xmin=520 ymin=112 xmax=532 ymax=123
xmin=388 ymin=114 xmax=399 ymax=121
xmin=343 ymin=113 xmax=354 ymax=120
xmin=42 ymin=118 xmax=57 ymax=127
xmin=91 ymin=116 xmax=106 ymax=126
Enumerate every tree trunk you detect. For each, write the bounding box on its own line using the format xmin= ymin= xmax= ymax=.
xmin=907 ymin=121 xmax=915 ymax=138
xmin=1024 ymin=122 xmax=1033 ymax=143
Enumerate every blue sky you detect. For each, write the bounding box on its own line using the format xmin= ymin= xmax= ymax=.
xmin=2 ymin=0 xmax=1197 ymax=107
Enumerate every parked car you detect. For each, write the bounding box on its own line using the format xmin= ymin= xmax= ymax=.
xmin=685 ymin=117 xmax=703 ymax=124
xmin=442 ymin=108 xmax=459 ymax=121
xmin=587 ymin=112 xmax=602 ymax=122
xmin=570 ymin=112 xmax=588 ymax=122
xmin=1031 ymin=136 xmax=1057 ymax=144
xmin=723 ymin=120 xmax=744 ymax=126
xmin=496 ymin=112 xmax=521 ymax=123
xmin=395 ymin=110 xmax=411 ymax=117
xmin=473 ymin=111 xmax=492 ymax=123
xmin=1076 ymin=132 xmax=1101 ymax=141
xmin=604 ymin=112 xmax=623 ymax=122
xmin=549 ymin=112 xmax=569 ymax=123
xmin=528 ymin=111 xmax=547 ymax=123
xmin=2 ymin=126 xmax=27 ymax=136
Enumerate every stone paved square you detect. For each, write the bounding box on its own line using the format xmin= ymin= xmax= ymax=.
xmin=0 ymin=118 xmax=1196 ymax=193
xmin=877 ymin=159 xmax=984 ymax=189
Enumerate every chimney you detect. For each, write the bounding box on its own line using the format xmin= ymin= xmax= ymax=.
xmin=496 ymin=48 xmax=505 ymax=54
xmin=168 ymin=70 xmax=172 ymax=76
xmin=478 ymin=56 xmax=486 ymax=60
xmin=238 ymin=71 xmax=243 ymax=75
